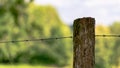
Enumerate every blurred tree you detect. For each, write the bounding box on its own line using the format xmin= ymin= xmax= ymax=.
xmin=0 ymin=0 xmax=33 ymax=25
xmin=0 ymin=0 xmax=72 ymax=66
xmin=0 ymin=0 xmax=33 ymax=63
xmin=95 ymin=25 xmax=115 ymax=68
xmin=25 ymin=4 xmax=72 ymax=66
xmin=109 ymin=22 xmax=120 ymax=67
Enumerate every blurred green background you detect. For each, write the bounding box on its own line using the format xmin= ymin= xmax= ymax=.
xmin=0 ymin=0 xmax=120 ymax=68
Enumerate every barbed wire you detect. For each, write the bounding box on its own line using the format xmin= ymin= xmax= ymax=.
xmin=0 ymin=35 xmax=120 ymax=43
xmin=95 ymin=35 xmax=120 ymax=37
xmin=0 ymin=36 xmax=73 ymax=43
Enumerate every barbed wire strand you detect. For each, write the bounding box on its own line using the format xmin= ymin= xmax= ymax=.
xmin=95 ymin=35 xmax=120 ymax=37
xmin=0 ymin=36 xmax=73 ymax=43
xmin=1 ymin=35 xmax=120 ymax=43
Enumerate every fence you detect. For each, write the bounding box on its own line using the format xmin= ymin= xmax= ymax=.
xmin=0 ymin=17 xmax=120 ymax=68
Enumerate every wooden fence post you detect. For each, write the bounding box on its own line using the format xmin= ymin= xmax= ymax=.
xmin=73 ymin=17 xmax=95 ymax=68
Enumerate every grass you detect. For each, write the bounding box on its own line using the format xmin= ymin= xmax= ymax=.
xmin=0 ymin=64 xmax=72 ymax=68
xmin=0 ymin=64 xmax=55 ymax=68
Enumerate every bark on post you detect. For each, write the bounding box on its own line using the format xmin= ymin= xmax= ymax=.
xmin=73 ymin=17 xmax=95 ymax=68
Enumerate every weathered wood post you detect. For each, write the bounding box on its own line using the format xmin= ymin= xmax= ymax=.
xmin=73 ymin=17 xmax=95 ymax=68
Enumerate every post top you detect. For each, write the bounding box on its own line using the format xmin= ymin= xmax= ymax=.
xmin=74 ymin=17 xmax=95 ymax=24
xmin=75 ymin=17 xmax=95 ymax=21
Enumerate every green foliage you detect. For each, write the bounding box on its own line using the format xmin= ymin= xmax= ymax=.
xmin=109 ymin=22 xmax=120 ymax=67
xmin=95 ymin=24 xmax=120 ymax=68
xmin=0 ymin=0 xmax=72 ymax=66
xmin=26 ymin=4 xmax=72 ymax=66
xmin=95 ymin=25 xmax=114 ymax=68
